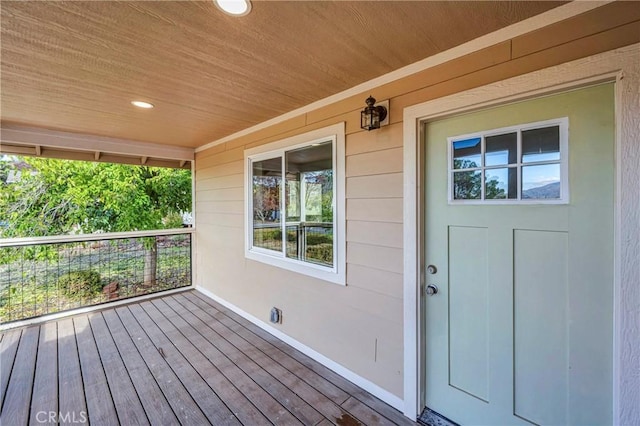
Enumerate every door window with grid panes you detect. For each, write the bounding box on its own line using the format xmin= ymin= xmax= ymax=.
xmin=448 ymin=118 xmax=568 ymax=204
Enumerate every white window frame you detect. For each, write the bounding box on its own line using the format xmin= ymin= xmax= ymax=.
xmin=244 ymin=123 xmax=346 ymax=285
xmin=447 ymin=117 xmax=569 ymax=204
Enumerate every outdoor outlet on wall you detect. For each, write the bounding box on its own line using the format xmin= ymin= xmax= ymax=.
xmin=270 ymin=307 xmax=282 ymax=324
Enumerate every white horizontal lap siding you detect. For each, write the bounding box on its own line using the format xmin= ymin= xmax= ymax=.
xmin=193 ymin=121 xmax=407 ymax=405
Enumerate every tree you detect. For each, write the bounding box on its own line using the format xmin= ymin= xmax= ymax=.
xmin=252 ymin=176 xmax=280 ymax=223
xmin=453 ymin=159 xmax=506 ymax=200
xmin=302 ymin=170 xmax=333 ymax=222
xmin=0 ymin=157 xmax=192 ymax=284
xmin=0 ymin=157 xmax=11 ymax=184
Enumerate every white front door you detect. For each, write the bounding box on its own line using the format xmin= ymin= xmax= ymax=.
xmin=423 ymin=84 xmax=614 ymax=425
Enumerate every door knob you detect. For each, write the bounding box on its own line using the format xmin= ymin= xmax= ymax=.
xmin=426 ymin=284 xmax=438 ymax=296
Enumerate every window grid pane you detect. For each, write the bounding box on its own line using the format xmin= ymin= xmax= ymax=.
xmin=453 ymin=137 xmax=482 ymax=170
xmin=522 ymin=126 xmax=560 ymax=163
xmin=252 ymin=157 xmax=282 ymax=252
xmin=284 ymin=142 xmax=334 ymax=268
xmin=453 ymin=171 xmax=482 ymax=200
xmin=449 ymin=122 xmax=564 ymax=202
xmin=251 ymin=142 xmax=335 ymax=269
xmin=485 ymin=167 xmax=517 ymax=200
xmin=522 ymin=164 xmax=561 ymax=199
xmin=485 ymin=132 xmax=517 ymax=167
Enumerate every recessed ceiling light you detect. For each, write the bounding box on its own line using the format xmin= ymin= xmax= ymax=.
xmin=214 ymin=0 xmax=251 ymax=16
xmin=131 ymin=100 xmax=154 ymax=109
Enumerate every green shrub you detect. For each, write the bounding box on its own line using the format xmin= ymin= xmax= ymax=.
xmin=306 ymin=243 xmax=333 ymax=266
xmin=57 ymin=270 xmax=103 ymax=299
xmin=255 ymin=228 xmax=282 ymax=242
xmin=305 ymin=234 xmax=332 ymax=246
xmin=163 ymin=211 xmax=184 ymax=229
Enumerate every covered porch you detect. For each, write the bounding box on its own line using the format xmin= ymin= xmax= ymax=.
xmin=1 ymin=1 xmax=640 ymax=425
xmin=0 ymin=290 xmax=417 ymax=426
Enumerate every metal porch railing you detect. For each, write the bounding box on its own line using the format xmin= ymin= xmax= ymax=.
xmin=0 ymin=229 xmax=192 ymax=324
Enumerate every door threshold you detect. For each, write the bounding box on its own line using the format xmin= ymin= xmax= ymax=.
xmin=418 ymin=407 xmax=459 ymax=426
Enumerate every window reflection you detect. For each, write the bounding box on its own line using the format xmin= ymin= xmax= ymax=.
xmin=285 ymin=142 xmax=333 ymax=267
xmin=522 ymin=126 xmax=560 ymax=163
xmin=450 ymin=122 xmax=565 ymax=202
xmin=453 ymin=138 xmax=481 ymax=169
xmin=485 ymin=167 xmax=517 ymax=199
xmin=485 ymin=133 xmax=516 ymax=166
xmin=522 ymin=164 xmax=561 ymax=199
xmin=453 ymin=171 xmax=482 ymax=200
xmin=252 ymin=157 xmax=282 ymax=251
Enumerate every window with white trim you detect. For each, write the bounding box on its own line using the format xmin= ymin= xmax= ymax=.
xmin=244 ymin=123 xmax=345 ymax=284
xmin=448 ymin=118 xmax=569 ymax=204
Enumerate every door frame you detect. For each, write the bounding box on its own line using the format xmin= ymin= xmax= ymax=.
xmin=402 ymin=44 xmax=640 ymax=423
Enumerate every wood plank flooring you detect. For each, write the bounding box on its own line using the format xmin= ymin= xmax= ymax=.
xmin=0 ymin=290 xmax=418 ymax=425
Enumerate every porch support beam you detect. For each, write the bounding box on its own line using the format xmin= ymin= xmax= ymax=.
xmin=0 ymin=123 xmax=194 ymax=161
xmin=0 ymin=144 xmax=35 ymax=155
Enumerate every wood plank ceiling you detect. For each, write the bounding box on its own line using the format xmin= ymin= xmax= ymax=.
xmin=0 ymin=1 xmax=564 ymax=149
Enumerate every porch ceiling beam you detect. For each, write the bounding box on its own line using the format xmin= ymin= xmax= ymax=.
xmin=0 ymin=123 xmax=194 ymax=161
xmin=0 ymin=144 xmax=36 ymax=155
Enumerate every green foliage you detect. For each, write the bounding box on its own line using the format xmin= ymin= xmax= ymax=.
xmin=305 ymin=233 xmax=332 ymax=246
xmin=453 ymin=159 xmax=505 ymax=200
xmin=253 ymin=175 xmax=280 ymax=223
xmin=57 ymin=270 xmax=103 ymax=299
xmin=0 ymin=157 xmax=191 ymax=239
xmin=0 ymin=158 xmax=11 ymax=184
xmin=256 ymin=228 xmax=282 ymax=241
xmin=0 ymin=155 xmax=193 ymax=322
xmin=0 ymin=245 xmax=59 ymax=265
xmin=320 ymin=172 xmax=333 ymax=223
xmin=306 ymin=243 xmax=333 ymax=265
xmin=0 ymin=281 xmax=60 ymax=321
xmin=163 ymin=211 xmax=185 ymax=229
xmin=0 ymin=245 xmax=191 ymax=322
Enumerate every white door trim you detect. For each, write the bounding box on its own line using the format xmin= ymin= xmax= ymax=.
xmin=402 ymin=43 xmax=640 ymax=423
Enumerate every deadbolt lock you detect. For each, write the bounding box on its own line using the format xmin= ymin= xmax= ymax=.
xmin=427 ymin=265 xmax=437 ymax=274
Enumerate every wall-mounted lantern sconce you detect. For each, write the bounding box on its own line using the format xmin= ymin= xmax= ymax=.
xmin=360 ymin=96 xmax=388 ymax=131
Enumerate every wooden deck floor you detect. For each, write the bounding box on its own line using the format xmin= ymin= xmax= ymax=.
xmin=0 ymin=290 xmax=418 ymax=425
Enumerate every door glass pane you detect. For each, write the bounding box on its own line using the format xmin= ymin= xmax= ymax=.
xmin=522 ymin=126 xmax=560 ymax=163
xmin=522 ymin=164 xmax=561 ymax=199
xmin=285 ymin=142 xmax=334 ymax=267
xmin=485 ymin=167 xmax=517 ymax=199
xmin=453 ymin=137 xmax=481 ymax=169
xmin=453 ymin=171 xmax=481 ymax=200
xmin=485 ymin=132 xmax=517 ymax=166
xmin=252 ymin=157 xmax=282 ymax=252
